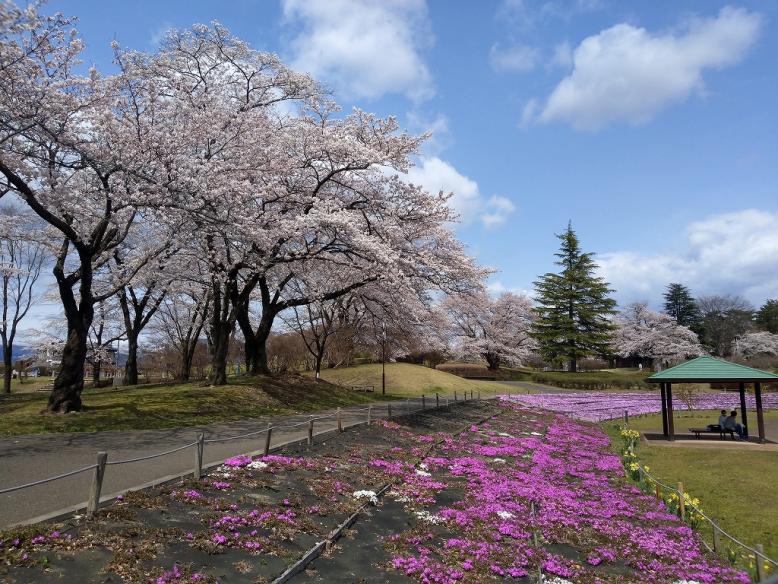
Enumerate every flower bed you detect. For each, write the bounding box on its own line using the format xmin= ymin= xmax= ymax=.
xmin=0 ymin=402 xmax=748 ymax=583
xmin=505 ymin=392 xmax=778 ymax=422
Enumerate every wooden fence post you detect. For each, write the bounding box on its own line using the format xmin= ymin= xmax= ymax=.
xmin=655 ymin=483 xmax=661 ymax=501
xmin=755 ymin=544 xmax=766 ymax=582
xmin=436 ymin=393 xmax=439 ymax=408
xmin=387 ymin=403 xmax=392 ymax=418
xmin=623 ymin=410 xmax=629 ymax=425
xmin=478 ymin=391 xmax=481 ymax=402
xmin=422 ymin=395 xmax=426 ymax=409
xmin=677 ymin=482 xmax=685 ymax=521
xmin=194 ymin=432 xmax=205 ymax=479
xmin=454 ymin=391 xmax=458 ymax=402
xmin=87 ymin=451 xmax=108 ymax=517
xmin=308 ymin=417 xmax=314 ymax=446
xmin=264 ymin=423 xmax=272 ymax=456
xmin=367 ymin=405 xmax=372 ymax=425
xmin=337 ymin=408 xmax=343 ymax=432
xmin=712 ymin=522 xmax=721 ymax=554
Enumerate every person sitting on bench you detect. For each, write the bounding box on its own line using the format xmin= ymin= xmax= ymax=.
xmin=724 ymin=410 xmax=746 ymax=440
xmin=718 ymin=409 xmax=728 ymax=429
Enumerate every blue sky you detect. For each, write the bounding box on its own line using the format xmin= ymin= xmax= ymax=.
xmin=43 ymin=0 xmax=778 ymax=312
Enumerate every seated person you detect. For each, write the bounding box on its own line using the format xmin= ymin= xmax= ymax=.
xmin=713 ymin=409 xmax=728 ymax=430
xmin=723 ymin=410 xmax=746 ymax=440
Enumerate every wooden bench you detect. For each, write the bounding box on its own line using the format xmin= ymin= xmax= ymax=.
xmin=688 ymin=426 xmax=735 ymax=440
xmin=351 ymin=385 xmax=375 ymax=393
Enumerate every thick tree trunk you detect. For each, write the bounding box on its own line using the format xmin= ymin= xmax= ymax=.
xmin=124 ymin=334 xmax=139 ymax=385
xmin=48 ymin=325 xmax=89 ymax=412
xmin=485 ymin=353 xmax=501 ymax=371
xmin=569 ymin=358 xmax=578 ymax=373
xmin=92 ymin=360 xmax=101 ymax=385
xmin=210 ymin=327 xmax=230 ymax=385
xmin=235 ymin=303 xmax=257 ymax=373
xmin=249 ymin=310 xmax=274 ymax=375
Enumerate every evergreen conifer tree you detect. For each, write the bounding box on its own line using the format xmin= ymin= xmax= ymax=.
xmin=755 ymin=299 xmax=778 ymax=334
xmin=532 ymin=223 xmax=616 ymax=372
xmin=662 ymin=283 xmax=701 ymax=330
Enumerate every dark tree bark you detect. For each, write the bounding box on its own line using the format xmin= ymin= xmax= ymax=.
xmin=118 ymin=280 xmax=165 ymax=386
xmin=485 ymin=353 xmax=501 ymax=370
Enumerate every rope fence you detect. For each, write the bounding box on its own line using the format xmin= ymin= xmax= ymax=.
xmin=0 ymin=388 xmax=493 ymax=522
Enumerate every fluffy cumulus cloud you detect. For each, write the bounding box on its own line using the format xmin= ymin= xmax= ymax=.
xmin=596 ymin=209 xmax=778 ymax=306
xmin=281 ymin=0 xmax=433 ymax=101
xmin=526 ymin=7 xmax=762 ymax=130
xmin=405 ymin=157 xmax=516 ymax=229
xmin=489 ymin=43 xmax=539 ymax=73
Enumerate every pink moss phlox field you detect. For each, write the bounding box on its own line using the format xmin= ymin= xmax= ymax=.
xmin=504 ymin=391 xmax=777 ymax=422
xmin=383 ymin=401 xmax=749 ymax=583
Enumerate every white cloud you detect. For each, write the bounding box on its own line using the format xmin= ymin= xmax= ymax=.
xmin=406 ymin=110 xmax=450 ymax=155
xmin=281 ymin=0 xmax=434 ymax=101
xmin=596 ymin=209 xmax=778 ymax=306
xmin=489 ymin=43 xmax=539 ymax=73
xmin=526 ymin=7 xmax=761 ymax=130
xmin=481 ymin=196 xmax=517 ymax=228
xmin=405 ymin=157 xmax=516 ymax=229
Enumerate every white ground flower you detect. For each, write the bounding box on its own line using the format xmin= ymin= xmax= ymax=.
xmin=418 ymin=463 xmax=429 ymax=471
xmin=247 ymin=461 xmax=268 ymax=470
xmin=496 ymin=510 xmax=514 ymax=520
xmin=541 ymin=577 xmax=574 ymax=584
xmin=353 ymin=490 xmax=378 ymax=505
xmin=415 ymin=469 xmax=431 ymax=477
xmin=492 ymin=457 xmax=507 ymax=464
xmin=672 ymin=581 xmax=701 ymax=584
xmin=415 ymin=510 xmax=444 ymax=524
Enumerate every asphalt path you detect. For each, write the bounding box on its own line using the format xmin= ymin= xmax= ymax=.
xmin=0 ymin=396 xmax=457 ymax=528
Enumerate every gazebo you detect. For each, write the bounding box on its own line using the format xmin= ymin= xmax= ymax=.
xmin=646 ymin=356 xmax=778 ymax=443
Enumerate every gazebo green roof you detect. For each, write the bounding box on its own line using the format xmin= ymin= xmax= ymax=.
xmin=647 ymin=356 xmax=778 ymax=384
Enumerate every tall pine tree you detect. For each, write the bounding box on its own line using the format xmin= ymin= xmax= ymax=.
xmin=663 ymin=283 xmax=701 ymax=330
xmin=532 ymin=223 xmax=616 ymax=372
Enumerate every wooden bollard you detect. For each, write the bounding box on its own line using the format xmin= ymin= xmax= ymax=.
xmin=422 ymin=395 xmax=426 ymax=409
xmin=307 ymin=417 xmax=314 ymax=446
xmin=264 ymin=424 xmax=272 ymax=456
xmin=478 ymin=391 xmax=481 ymax=402
xmin=435 ymin=393 xmax=439 ymax=408
xmin=655 ymin=483 xmax=661 ymax=501
xmin=712 ymin=522 xmax=721 ymax=554
xmin=623 ymin=410 xmax=629 ymax=425
xmin=387 ymin=403 xmax=392 ymax=418
xmin=454 ymin=391 xmax=458 ymax=402
xmin=194 ymin=432 xmax=205 ymax=479
xmin=87 ymin=451 xmax=108 ymax=517
xmin=677 ymin=482 xmax=685 ymax=521
xmin=367 ymin=405 xmax=372 ymax=425
xmin=755 ymin=544 xmax=766 ymax=582
xmin=337 ymin=408 xmax=343 ymax=432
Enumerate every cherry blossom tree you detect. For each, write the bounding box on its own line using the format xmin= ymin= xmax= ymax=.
xmin=0 ymin=206 xmax=46 ymax=392
xmin=443 ymin=291 xmax=536 ymax=370
xmin=612 ymin=302 xmax=703 ymax=367
xmin=733 ymin=331 xmax=778 ymax=358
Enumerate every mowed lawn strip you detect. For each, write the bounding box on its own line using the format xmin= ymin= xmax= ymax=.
xmin=314 ymin=362 xmax=504 ymax=397
xmin=0 ymin=375 xmax=392 ymax=436
xmin=603 ymin=411 xmax=778 ymax=561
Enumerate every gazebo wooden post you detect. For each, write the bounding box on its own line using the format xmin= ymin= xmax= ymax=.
xmin=738 ymin=382 xmax=749 ymax=440
xmin=660 ymin=383 xmax=668 ymax=437
xmin=754 ymin=382 xmax=765 ymax=444
xmin=666 ymin=382 xmax=675 ymax=441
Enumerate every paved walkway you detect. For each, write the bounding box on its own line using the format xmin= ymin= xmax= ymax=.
xmin=0 ymin=397 xmax=453 ymax=528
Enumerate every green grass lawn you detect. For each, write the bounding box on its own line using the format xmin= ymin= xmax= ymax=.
xmin=0 ymin=375 xmax=391 ymax=436
xmin=314 ymin=362 xmax=503 ymax=397
xmin=603 ymin=410 xmax=778 ymax=561
xmin=506 ymin=367 xmax=652 ymax=390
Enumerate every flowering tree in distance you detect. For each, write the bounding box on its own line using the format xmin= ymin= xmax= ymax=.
xmin=532 ymin=223 xmax=616 ymax=372
xmin=733 ymin=331 xmax=778 ymax=358
xmin=612 ymin=302 xmax=703 ymax=367
xmin=444 ymin=291 xmax=535 ymax=370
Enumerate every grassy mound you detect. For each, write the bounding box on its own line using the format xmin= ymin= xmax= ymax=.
xmin=0 ymin=375 xmax=388 ymax=436
xmin=314 ymin=362 xmax=500 ymax=397
xmin=509 ymin=368 xmax=652 ymax=390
